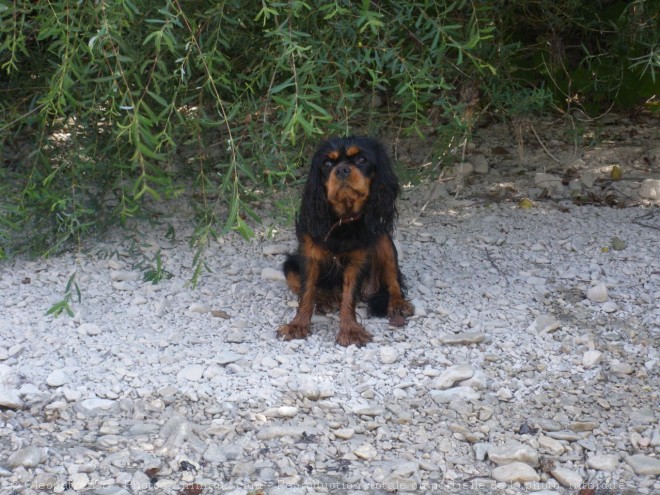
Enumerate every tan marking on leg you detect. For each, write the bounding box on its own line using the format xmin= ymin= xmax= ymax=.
xmin=285 ymin=270 xmax=301 ymax=295
xmin=278 ymin=235 xmax=329 ymax=340
xmin=336 ymin=250 xmax=372 ymax=346
xmin=373 ymin=235 xmax=414 ymax=323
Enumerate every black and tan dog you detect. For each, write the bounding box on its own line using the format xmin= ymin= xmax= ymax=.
xmin=278 ymin=136 xmax=414 ymax=346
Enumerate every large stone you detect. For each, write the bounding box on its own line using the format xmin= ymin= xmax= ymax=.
xmin=0 ymin=388 xmax=23 ymax=409
xmin=639 ymin=179 xmax=660 ymax=200
xmin=582 ymin=350 xmax=602 ymax=368
xmin=586 ymin=283 xmax=608 ymax=303
xmin=256 ymin=426 xmax=314 ymax=441
xmin=453 ymin=162 xmax=474 ymax=177
xmin=491 ymin=462 xmax=540 ymax=483
xmin=354 ymin=443 xmax=378 ymax=460
xmin=231 ymin=461 xmax=256 ymax=477
xmin=534 ymin=173 xmax=564 ymax=196
xmin=263 ymin=244 xmax=290 ymax=255
xmin=551 ymin=467 xmax=583 ymax=488
xmin=46 ymin=369 xmax=70 ymax=387
xmin=379 ymin=346 xmax=399 ymax=364
xmin=431 ymin=364 xmax=474 ymax=389
xmin=625 ymin=454 xmax=660 ymax=475
xmin=538 ymin=435 xmax=565 ymax=456
xmin=177 ymin=365 xmax=204 ymax=381
xmin=587 ymin=454 xmax=619 ymax=472
xmin=472 ymin=155 xmax=489 ymax=174
xmin=439 ymin=332 xmax=486 ymax=345
xmin=261 ymin=267 xmax=286 ymax=282
xmin=488 ymin=441 xmax=539 ymax=466
xmin=430 ymin=386 xmax=480 ymax=404
xmin=8 ymin=446 xmax=48 ymax=468
xmin=75 ymin=398 xmax=118 ymax=416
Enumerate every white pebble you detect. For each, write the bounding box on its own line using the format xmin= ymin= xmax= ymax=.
xmin=488 ymin=441 xmax=539 ymax=466
xmin=133 ymin=295 xmax=148 ymax=305
xmin=430 ymin=386 xmax=480 ymax=404
xmin=582 ymin=350 xmax=603 ymax=368
xmin=177 ymin=364 xmax=204 ymax=381
xmin=256 ymin=426 xmax=312 ymax=441
xmin=491 ymin=462 xmax=540 ymax=483
xmin=496 ymin=387 xmax=513 ymax=401
xmin=188 ymin=303 xmax=210 ymax=314
xmin=379 ymin=346 xmax=399 ymax=364
xmin=277 ymin=406 xmax=299 ymax=418
xmin=539 ymin=435 xmax=565 ymax=455
xmin=551 ymin=467 xmax=583 ymax=488
xmin=0 ymin=364 xmax=19 ymax=388
xmin=8 ymin=446 xmax=48 ymax=468
xmin=354 ymin=443 xmax=378 ymax=460
xmin=78 ymin=323 xmax=102 ymax=336
xmin=107 ymin=259 xmax=122 ymax=270
xmin=110 ymin=270 xmax=140 ymax=281
xmin=587 ymin=454 xmax=619 ymax=471
xmin=299 ymin=380 xmax=321 ymax=400
xmin=46 ymin=369 xmax=70 ymax=387
xmin=334 ymin=428 xmax=355 ymax=440
xmin=261 ymin=267 xmax=286 ymax=282
xmin=587 ymin=283 xmax=608 ymax=303
xmin=601 ymin=301 xmax=618 ymax=313
xmin=263 ymin=244 xmax=290 ymax=255
xmin=215 ymin=351 xmax=242 ymax=365
xmin=529 ymin=315 xmax=561 ymax=334
xmin=0 ymin=389 xmax=23 ymax=409
xmin=70 ymin=473 xmax=90 ymax=490
xmin=77 ymin=398 xmax=116 ymax=413
xmin=432 ymin=364 xmax=474 ymax=390
xmin=639 ymin=178 xmax=660 ymax=199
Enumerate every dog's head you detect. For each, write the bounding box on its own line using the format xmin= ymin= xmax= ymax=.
xmin=298 ymin=136 xmax=399 ymax=241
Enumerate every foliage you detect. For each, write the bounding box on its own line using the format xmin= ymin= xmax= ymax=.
xmin=0 ymin=0 xmax=657 ymax=266
xmin=46 ymin=272 xmax=80 ymax=317
xmin=492 ymin=0 xmax=659 ymax=116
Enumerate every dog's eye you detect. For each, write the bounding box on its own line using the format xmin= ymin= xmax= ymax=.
xmin=323 ymin=160 xmax=334 ymax=168
xmin=355 ymin=156 xmax=367 ymax=166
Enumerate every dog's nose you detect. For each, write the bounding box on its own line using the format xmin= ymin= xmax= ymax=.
xmin=335 ymin=164 xmax=352 ymax=180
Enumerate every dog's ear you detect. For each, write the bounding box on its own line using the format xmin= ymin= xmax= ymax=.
xmin=363 ymin=138 xmax=399 ymax=235
xmin=297 ymin=148 xmax=333 ymax=239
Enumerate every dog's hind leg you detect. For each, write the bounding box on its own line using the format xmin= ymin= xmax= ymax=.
xmin=371 ymin=235 xmax=414 ymax=326
xmin=283 ymin=254 xmax=302 ymax=295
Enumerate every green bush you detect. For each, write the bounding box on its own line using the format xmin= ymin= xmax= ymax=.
xmin=0 ymin=0 xmax=657 ymax=263
xmin=495 ymin=0 xmax=659 ymax=115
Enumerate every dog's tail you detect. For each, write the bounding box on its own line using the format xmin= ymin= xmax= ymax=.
xmin=282 ymin=254 xmax=302 ymax=295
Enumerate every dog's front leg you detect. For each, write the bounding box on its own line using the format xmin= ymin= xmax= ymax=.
xmin=277 ymin=258 xmax=320 ymax=340
xmin=336 ymin=251 xmax=372 ymax=347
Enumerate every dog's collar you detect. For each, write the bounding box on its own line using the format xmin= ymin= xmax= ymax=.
xmin=323 ymin=213 xmax=362 ymax=242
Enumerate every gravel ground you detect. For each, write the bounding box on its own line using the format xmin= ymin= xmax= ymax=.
xmin=1 ymin=117 xmax=659 ymax=494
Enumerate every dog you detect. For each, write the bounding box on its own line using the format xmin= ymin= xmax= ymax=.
xmin=278 ymin=136 xmax=414 ymax=346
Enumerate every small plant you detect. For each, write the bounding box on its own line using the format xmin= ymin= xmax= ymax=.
xmin=46 ymin=273 xmax=81 ymax=317
xmin=141 ymin=250 xmax=173 ymax=285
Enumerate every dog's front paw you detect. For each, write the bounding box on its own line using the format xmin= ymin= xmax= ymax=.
xmin=388 ymin=297 xmax=415 ymax=326
xmin=277 ymin=323 xmax=311 ymax=341
xmin=336 ymin=321 xmax=373 ymax=347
